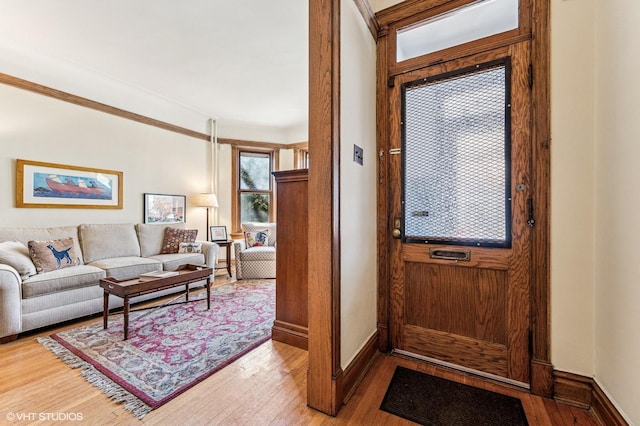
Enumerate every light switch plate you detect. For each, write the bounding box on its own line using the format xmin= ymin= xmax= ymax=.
xmin=353 ymin=144 xmax=363 ymax=165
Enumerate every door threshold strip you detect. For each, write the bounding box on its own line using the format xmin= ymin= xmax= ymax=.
xmin=391 ymin=349 xmax=531 ymax=390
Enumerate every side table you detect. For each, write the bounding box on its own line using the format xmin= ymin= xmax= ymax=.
xmin=214 ymin=240 xmax=233 ymax=277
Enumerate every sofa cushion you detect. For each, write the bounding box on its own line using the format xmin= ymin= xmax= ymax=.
xmin=242 ymin=222 xmax=276 ymax=247
xmin=178 ymin=242 xmax=202 ymax=253
xmin=87 ymin=256 xmax=161 ymax=280
xmin=160 ymin=227 xmax=198 ymax=254
xmin=244 ymin=230 xmax=269 ymax=248
xmin=238 ymin=246 xmax=276 ymax=261
xmin=0 ymin=241 xmax=36 ymax=279
xmin=28 ymin=237 xmax=81 ymax=274
xmin=80 ymin=223 xmax=141 ymax=263
xmin=136 ymin=223 xmax=186 ymax=257
xmin=147 ymin=253 xmax=205 ymax=271
xmin=0 ymin=226 xmax=84 ymax=264
xmin=22 ymin=265 xmax=106 ymax=298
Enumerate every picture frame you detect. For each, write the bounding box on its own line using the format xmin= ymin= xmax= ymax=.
xmin=16 ymin=159 xmax=123 ymax=209
xmin=143 ymin=193 xmax=186 ymax=223
xmin=209 ymin=225 xmax=228 ymax=242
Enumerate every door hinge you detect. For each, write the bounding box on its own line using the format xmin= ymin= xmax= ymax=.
xmin=527 ymin=198 xmax=535 ymax=228
xmin=528 ymin=64 xmax=534 ymax=89
xmin=388 ymin=75 xmax=395 ymax=88
xmin=529 ymin=330 xmax=534 ymax=355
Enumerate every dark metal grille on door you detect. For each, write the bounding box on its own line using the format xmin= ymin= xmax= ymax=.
xmin=402 ymin=59 xmax=512 ymax=247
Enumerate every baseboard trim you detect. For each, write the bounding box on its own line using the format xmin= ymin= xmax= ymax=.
xmin=554 ymin=370 xmax=629 ymax=425
xmin=591 ymin=378 xmax=632 ymax=426
xmin=341 ymin=331 xmax=380 ymax=404
xmin=0 ymin=334 xmax=18 ymax=344
xmin=271 ymin=320 xmax=308 ymax=350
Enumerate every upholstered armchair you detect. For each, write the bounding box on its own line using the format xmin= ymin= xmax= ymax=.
xmin=233 ymin=222 xmax=276 ymax=279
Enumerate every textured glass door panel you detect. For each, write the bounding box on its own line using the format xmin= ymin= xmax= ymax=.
xmin=402 ymin=60 xmax=511 ymax=247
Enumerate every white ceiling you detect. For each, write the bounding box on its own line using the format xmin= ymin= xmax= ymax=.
xmin=0 ymin=1 xmax=309 ymax=139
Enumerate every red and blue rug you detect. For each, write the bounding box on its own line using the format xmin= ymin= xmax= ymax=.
xmin=38 ymin=280 xmax=274 ymax=418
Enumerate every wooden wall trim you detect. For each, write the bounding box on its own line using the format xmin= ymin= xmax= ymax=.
xmin=219 ymin=138 xmax=295 ymax=150
xmin=376 ymin=27 xmax=391 ymax=353
xmin=530 ymin=0 xmax=553 ymax=397
xmin=307 ymin=0 xmax=343 ymax=416
xmin=554 ymin=370 xmax=630 ymax=426
xmin=288 ymin=141 xmax=309 ymax=150
xmin=592 ymin=378 xmax=631 ymax=426
xmin=554 ymin=370 xmax=592 ymax=409
xmin=376 ymin=0 xmax=459 ymax=27
xmin=0 ymin=73 xmax=304 ymax=151
xmin=341 ymin=332 xmax=380 ymax=404
xmin=352 ymin=0 xmax=379 ymax=40
xmin=0 ymin=72 xmax=209 ymax=141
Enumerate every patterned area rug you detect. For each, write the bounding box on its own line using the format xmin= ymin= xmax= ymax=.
xmin=38 ymin=280 xmax=274 ymax=419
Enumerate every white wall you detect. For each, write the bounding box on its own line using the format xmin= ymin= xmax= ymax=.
xmin=0 ymin=83 xmax=301 ymax=267
xmin=550 ymin=0 xmax=597 ymax=376
xmin=0 ymin=83 xmax=212 ymax=238
xmin=0 ymin=39 xmax=303 ymax=144
xmin=340 ymin=0 xmax=378 ymax=369
xmin=594 ymin=0 xmax=640 ymax=423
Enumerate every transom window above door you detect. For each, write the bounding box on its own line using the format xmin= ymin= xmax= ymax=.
xmin=396 ymin=0 xmax=519 ymax=62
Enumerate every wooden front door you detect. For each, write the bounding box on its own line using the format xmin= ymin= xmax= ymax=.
xmin=387 ymin=42 xmax=532 ymax=384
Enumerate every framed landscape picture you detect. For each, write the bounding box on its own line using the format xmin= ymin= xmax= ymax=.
xmin=210 ymin=226 xmax=228 ymax=242
xmin=16 ymin=159 xmax=123 ymax=209
xmin=143 ymin=193 xmax=186 ymax=223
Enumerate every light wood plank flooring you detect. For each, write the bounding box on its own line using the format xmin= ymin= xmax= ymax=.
xmin=0 ymin=275 xmax=598 ymax=425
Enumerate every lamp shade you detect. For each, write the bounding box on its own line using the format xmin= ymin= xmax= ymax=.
xmin=192 ymin=193 xmax=219 ymax=208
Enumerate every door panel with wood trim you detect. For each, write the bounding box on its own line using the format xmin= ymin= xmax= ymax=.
xmin=388 ymin=42 xmax=532 ymax=384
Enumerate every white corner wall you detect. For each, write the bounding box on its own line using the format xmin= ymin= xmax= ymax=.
xmin=340 ymin=0 xmax=378 ymax=368
xmin=594 ymin=0 xmax=640 ymax=423
xmin=550 ymin=0 xmax=597 ymax=375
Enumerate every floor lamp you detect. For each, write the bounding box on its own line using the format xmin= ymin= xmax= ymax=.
xmin=193 ymin=193 xmax=219 ymax=241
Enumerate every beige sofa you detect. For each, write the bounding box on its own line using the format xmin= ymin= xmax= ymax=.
xmin=0 ymin=222 xmax=219 ymax=342
xmin=233 ymin=222 xmax=276 ymax=280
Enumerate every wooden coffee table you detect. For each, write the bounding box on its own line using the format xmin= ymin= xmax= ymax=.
xmin=100 ymin=264 xmax=213 ymax=340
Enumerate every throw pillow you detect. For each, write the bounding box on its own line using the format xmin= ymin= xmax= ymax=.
xmin=160 ymin=228 xmax=198 ymax=254
xmin=245 ymin=230 xmax=269 ymax=248
xmin=28 ymin=237 xmax=81 ymax=274
xmin=178 ymin=242 xmax=203 ymax=254
xmin=0 ymin=241 xmax=37 ymax=279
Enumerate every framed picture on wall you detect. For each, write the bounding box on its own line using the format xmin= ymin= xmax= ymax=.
xmin=143 ymin=193 xmax=186 ymax=223
xmin=210 ymin=226 xmax=228 ymax=242
xmin=16 ymin=159 xmax=123 ymax=209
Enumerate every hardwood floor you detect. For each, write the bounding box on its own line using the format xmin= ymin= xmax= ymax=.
xmin=0 ymin=275 xmax=598 ymax=425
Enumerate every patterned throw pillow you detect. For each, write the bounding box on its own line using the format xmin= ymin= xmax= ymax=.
xmin=27 ymin=237 xmax=81 ymax=274
xmin=178 ymin=242 xmax=202 ymax=254
xmin=160 ymin=228 xmax=198 ymax=254
xmin=244 ymin=230 xmax=269 ymax=248
xmin=0 ymin=241 xmax=37 ymax=279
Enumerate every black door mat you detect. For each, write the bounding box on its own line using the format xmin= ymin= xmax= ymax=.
xmin=380 ymin=366 xmax=529 ymax=426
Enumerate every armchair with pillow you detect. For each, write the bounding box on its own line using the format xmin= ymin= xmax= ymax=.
xmin=233 ymin=222 xmax=276 ymax=279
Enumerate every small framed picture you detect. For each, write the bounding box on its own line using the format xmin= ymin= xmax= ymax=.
xmin=210 ymin=226 xmax=228 ymax=242
xmin=143 ymin=193 xmax=186 ymax=223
